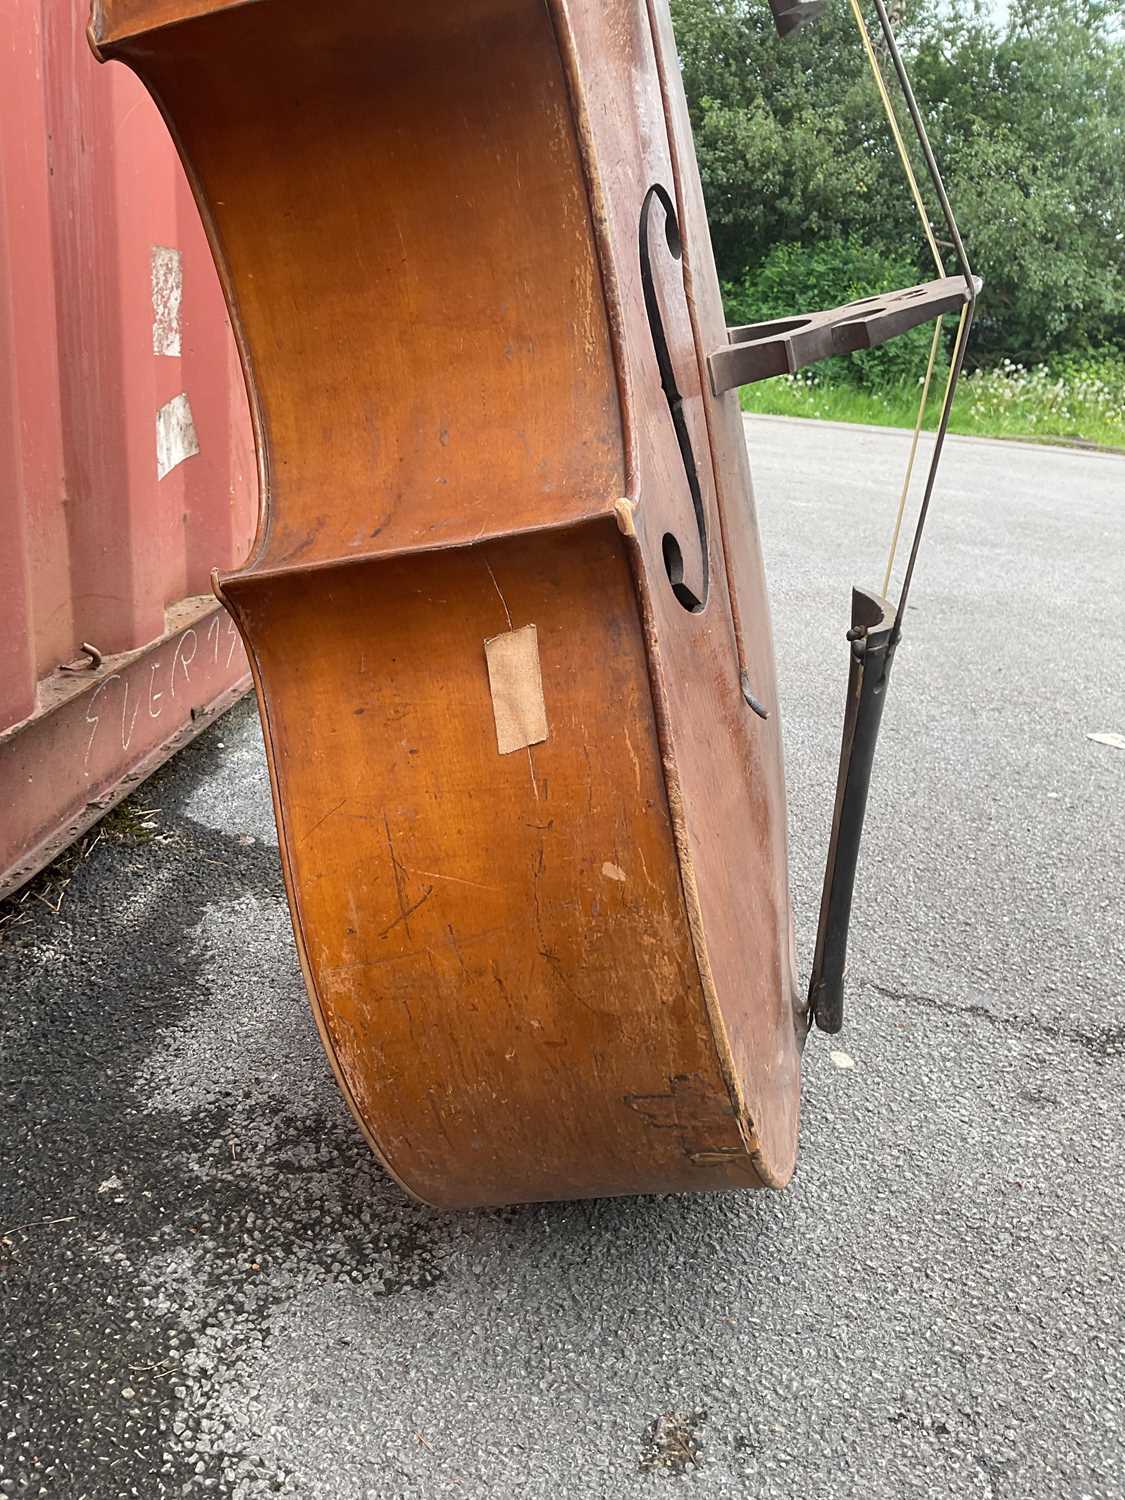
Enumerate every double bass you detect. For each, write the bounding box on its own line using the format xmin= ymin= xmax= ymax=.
xmin=89 ymin=0 xmax=977 ymax=1207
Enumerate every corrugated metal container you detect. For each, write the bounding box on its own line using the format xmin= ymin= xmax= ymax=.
xmin=0 ymin=0 xmax=258 ymax=898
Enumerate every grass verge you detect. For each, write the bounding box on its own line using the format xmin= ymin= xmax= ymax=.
xmin=740 ymin=357 xmax=1125 ymax=449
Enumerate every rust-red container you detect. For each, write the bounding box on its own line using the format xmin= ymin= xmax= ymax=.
xmin=0 ymin=0 xmax=257 ymax=898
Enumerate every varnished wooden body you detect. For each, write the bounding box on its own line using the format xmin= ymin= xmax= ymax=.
xmin=90 ymin=0 xmax=804 ymax=1207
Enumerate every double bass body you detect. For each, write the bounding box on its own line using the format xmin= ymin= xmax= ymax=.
xmin=89 ymin=0 xmax=804 ymax=1207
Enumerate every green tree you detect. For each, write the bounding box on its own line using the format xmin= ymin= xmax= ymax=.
xmin=911 ymin=0 xmax=1125 ymax=359
xmin=671 ymin=0 xmax=1125 ymax=366
xmin=723 ymin=237 xmax=941 ymax=385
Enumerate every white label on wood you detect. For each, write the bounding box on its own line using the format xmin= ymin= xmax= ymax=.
xmin=484 ymin=625 xmax=548 ymax=755
xmin=151 ymin=246 xmax=183 ymax=356
xmin=156 ymin=393 xmax=200 ymax=480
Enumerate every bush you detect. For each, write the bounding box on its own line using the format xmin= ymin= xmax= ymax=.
xmin=954 ymin=355 xmax=1125 ymax=441
xmin=722 ymin=238 xmax=946 ymax=390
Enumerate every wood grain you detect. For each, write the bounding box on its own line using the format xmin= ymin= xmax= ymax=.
xmin=92 ymin=0 xmax=805 ymax=1206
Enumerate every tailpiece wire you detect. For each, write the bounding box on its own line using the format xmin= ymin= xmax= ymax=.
xmin=846 ymin=0 xmax=977 ymax=623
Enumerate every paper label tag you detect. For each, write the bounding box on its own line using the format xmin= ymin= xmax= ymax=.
xmin=484 ymin=625 xmax=548 ymax=755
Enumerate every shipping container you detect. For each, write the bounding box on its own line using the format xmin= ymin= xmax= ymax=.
xmin=0 ymin=0 xmax=257 ymax=898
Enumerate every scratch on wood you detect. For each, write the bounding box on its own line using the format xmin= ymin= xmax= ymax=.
xmin=406 ymin=867 xmax=501 ymax=893
xmin=426 ymin=1093 xmax=457 ymax=1152
xmin=300 ymin=796 xmax=347 ymax=846
xmin=621 ymin=725 xmax=644 ymax=799
xmin=400 ymin=995 xmax=420 ymax=1046
xmin=324 ymin=950 xmax=431 ymax=978
xmin=623 ymin=1092 xmax=679 ymax=1128
xmin=378 ymin=886 xmax=433 ymax=941
xmin=383 ymin=813 xmax=415 ymax=939
xmin=539 ymin=946 xmax=603 ymax=1016
xmin=446 ymin=924 xmax=467 ymax=976
xmin=526 ymin=746 xmax=541 ymax=802
xmin=624 ymin=1074 xmax=746 ymax=1164
xmin=483 ymin=556 xmax=513 ymax=630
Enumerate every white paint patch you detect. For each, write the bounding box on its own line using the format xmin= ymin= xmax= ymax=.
xmin=601 ymin=862 xmax=627 ymax=882
xmin=830 ymin=1050 xmax=855 ymax=1070
xmin=1088 ymin=732 xmax=1125 ymax=751
xmin=151 ymin=245 xmax=183 ymax=356
xmin=156 ymin=392 xmax=200 ymax=480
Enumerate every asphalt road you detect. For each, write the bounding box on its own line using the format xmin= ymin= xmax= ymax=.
xmin=2 ymin=417 xmax=1123 ymax=1500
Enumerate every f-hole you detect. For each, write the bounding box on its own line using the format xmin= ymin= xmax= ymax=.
xmin=639 ymin=184 xmax=708 ymax=613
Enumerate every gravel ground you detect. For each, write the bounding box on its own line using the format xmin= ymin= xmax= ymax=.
xmin=1 ymin=416 xmax=1122 ymax=1500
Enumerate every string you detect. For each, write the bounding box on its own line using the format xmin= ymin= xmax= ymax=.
xmin=847 ymin=0 xmax=956 ymax=600
xmin=847 ymin=0 xmax=943 ymax=277
xmin=881 ymin=318 xmax=941 ymax=599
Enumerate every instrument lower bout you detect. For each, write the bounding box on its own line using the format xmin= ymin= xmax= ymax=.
xmin=226 ymin=527 xmax=774 ymax=1207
